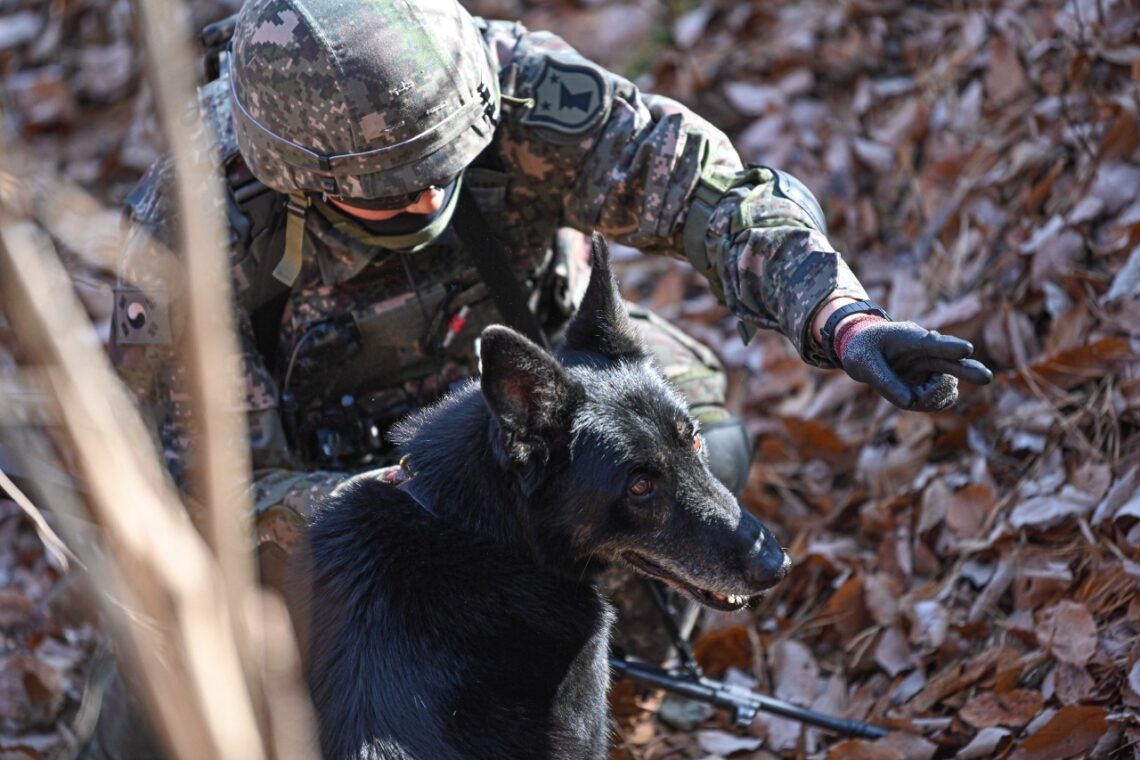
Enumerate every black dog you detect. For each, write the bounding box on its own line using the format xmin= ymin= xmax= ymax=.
xmin=292 ymin=234 xmax=790 ymax=759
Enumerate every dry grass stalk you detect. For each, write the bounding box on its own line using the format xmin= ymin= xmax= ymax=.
xmin=0 ymin=216 xmax=260 ymax=757
xmin=0 ymin=464 xmax=78 ymax=572
xmin=133 ymin=0 xmax=254 ymax=612
xmin=0 ymin=0 xmax=319 ymax=746
xmin=130 ymin=0 xmax=318 ymax=752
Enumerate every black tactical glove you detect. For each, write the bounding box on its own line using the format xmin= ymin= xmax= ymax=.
xmin=833 ymin=316 xmax=993 ymax=412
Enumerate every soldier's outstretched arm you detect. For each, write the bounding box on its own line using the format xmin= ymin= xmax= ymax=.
xmin=484 ymin=21 xmax=990 ymax=410
xmin=684 ymin=162 xmax=992 ymax=411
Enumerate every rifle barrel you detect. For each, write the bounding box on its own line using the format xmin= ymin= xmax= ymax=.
xmin=610 ymin=656 xmax=888 ymax=740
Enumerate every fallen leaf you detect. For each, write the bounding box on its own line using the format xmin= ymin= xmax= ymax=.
xmin=863 ymin=573 xmax=902 ymax=626
xmin=825 ymin=738 xmax=905 ymax=760
xmin=917 ymin=479 xmax=950 ymax=534
xmin=907 ymin=648 xmax=1007 ymax=713
xmin=984 ymin=33 xmax=1028 ymax=103
xmin=0 ymin=11 xmax=41 ymax=51
xmin=1007 ymin=705 xmax=1108 ymax=760
xmin=852 ymin=138 xmax=895 ymax=174
xmin=693 ymin=627 xmax=753 ymax=679
xmin=1035 ymin=600 xmax=1098 ymax=666
xmin=1014 ymin=337 xmax=1133 ymax=390
xmin=771 ymin=639 xmax=819 ymax=706
xmin=803 ymin=673 xmax=849 ymax=754
xmin=915 ymin=294 xmax=984 ymax=333
xmin=959 ymin=689 xmax=1045 ymax=728
xmin=957 ymin=726 xmax=1013 ymax=759
xmin=671 ymin=5 xmax=712 ymax=50
xmin=778 ymin=417 xmax=848 ymax=465
xmin=0 ymin=652 xmax=64 ymax=731
xmin=1047 ymin=662 xmax=1094 ymax=705
xmin=876 ymin=732 xmax=937 ymax=760
xmin=907 ymin=600 xmax=949 ymax=652
xmin=1092 ymin=466 xmax=1140 ymax=525
xmin=1012 ymin=553 xmax=1074 ymax=610
xmin=944 ymin=484 xmax=996 ymax=539
xmin=825 ymin=576 xmax=872 ymax=641
xmin=1103 ymin=247 xmax=1140 ymax=305
xmin=1008 ymin=487 xmax=1098 ymax=531
xmin=0 ymin=588 xmax=36 ymax=631
xmin=696 ymin=729 xmax=762 ymax=756
xmin=4 ymin=66 xmax=79 ymax=130
xmin=1089 ymin=161 xmax=1140 ymax=215
xmin=724 ymin=82 xmax=783 ymax=116
xmin=874 ymin=626 xmax=919 ymax=677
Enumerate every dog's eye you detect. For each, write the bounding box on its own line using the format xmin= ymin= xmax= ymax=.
xmin=628 ymin=477 xmax=653 ymax=497
xmin=692 ymin=434 xmax=702 ymax=452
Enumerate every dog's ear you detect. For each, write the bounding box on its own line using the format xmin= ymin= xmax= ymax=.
xmin=563 ymin=232 xmax=646 ymax=361
xmin=481 ymin=325 xmax=582 ymax=466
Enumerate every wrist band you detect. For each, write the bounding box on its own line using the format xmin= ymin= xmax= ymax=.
xmin=820 ymin=299 xmax=890 ymax=366
xmin=834 ymin=313 xmax=887 ymax=362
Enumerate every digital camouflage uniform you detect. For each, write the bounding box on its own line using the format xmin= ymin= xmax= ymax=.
xmin=111 ymin=0 xmax=868 ymax=558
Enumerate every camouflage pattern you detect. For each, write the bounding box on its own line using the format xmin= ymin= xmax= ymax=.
xmin=701 ymin=168 xmax=867 ymax=367
xmin=229 ymin=0 xmax=499 ymax=199
xmin=114 ymin=7 xmax=868 ymax=542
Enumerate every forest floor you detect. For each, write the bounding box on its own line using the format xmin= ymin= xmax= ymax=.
xmin=0 ymin=0 xmax=1138 ymax=757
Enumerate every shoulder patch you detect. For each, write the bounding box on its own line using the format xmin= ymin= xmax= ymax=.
xmin=113 ymin=286 xmax=172 ymax=345
xmin=521 ymin=57 xmax=609 ymax=134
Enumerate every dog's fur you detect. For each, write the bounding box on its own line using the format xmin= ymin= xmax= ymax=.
xmin=292 ymin=234 xmax=790 ymax=759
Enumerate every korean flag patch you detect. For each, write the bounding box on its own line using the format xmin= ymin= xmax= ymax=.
xmin=521 ymin=57 xmax=609 ymax=135
xmin=113 ymin=286 xmax=171 ymax=345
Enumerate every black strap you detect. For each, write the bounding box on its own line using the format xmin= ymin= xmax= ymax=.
xmin=451 ymin=186 xmax=548 ymax=349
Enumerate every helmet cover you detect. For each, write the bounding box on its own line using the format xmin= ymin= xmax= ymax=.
xmin=229 ymin=0 xmax=500 ymax=198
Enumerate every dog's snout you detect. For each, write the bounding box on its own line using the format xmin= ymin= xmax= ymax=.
xmin=747 ymin=524 xmax=791 ymax=589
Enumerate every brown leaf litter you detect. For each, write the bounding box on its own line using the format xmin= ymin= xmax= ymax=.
xmin=1 ymin=0 xmax=1138 ymax=757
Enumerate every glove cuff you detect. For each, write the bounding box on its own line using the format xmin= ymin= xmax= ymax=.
xmin=820 ymin=299 xmax=891 ymax=365
xmin=835 ymin=314 xmax=888 ymax=363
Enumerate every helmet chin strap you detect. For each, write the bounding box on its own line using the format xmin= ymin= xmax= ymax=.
xmin=314 ymin=175 xmax=464 ymax=253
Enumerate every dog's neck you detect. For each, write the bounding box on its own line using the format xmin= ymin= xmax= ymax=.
xmin=392 ymin=383 xmax=583 ymax=578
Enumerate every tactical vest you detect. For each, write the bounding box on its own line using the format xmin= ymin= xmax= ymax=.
xmin=137 ymin=65 xmax=580 ymax=468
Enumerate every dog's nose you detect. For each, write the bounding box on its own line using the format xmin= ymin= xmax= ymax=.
xmin=748 ymin=526 xmax=791 ymax=589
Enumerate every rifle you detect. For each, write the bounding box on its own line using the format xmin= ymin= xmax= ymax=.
xmin=609 ymin=656 xmax=887 ymax=739
xmin=612 ymin=581 xmax=889 ymax=740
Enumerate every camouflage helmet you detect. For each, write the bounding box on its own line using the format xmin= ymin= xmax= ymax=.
xmin=229 ymin=0 xmax=500 ymax=199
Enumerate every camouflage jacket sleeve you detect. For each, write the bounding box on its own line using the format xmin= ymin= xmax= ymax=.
xmin=112 ymin=156 xmax=348 ymax=545
xmin=481 ymin=20 xmax=867 ymax=367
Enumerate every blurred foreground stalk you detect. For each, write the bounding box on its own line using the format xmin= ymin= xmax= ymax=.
xmin=0 ymin=0 xmax=317 ymax=754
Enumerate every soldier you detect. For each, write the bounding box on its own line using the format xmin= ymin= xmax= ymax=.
xmin=111 ymin=0 xmax=990 ymax=653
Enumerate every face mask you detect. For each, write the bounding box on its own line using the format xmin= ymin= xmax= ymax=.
xmin=316 ymin=174 xmax=464 ymax=253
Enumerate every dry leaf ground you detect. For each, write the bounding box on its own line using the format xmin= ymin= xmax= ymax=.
xmin=1 ymin=0 xmax=1137 ymax=757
